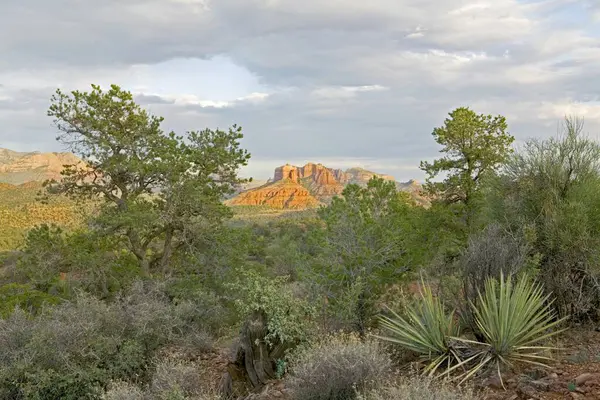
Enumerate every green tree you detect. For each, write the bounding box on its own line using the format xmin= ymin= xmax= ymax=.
xmin=312 ymin=177 xmax=423 ymax=333
xmin=420 ymin=107 xmax=514 ymax=223
xmin=45 ymin=84 xmax=250 ymax=275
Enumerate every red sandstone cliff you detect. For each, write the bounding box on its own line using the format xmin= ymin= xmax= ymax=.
xmin=225 ymin=179 xmax=320 ymax=209
xmin=228 ymin=162 xmax=426 ymax=210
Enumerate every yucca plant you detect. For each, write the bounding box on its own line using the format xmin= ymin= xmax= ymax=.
xmin=455 ymin=273 xmax=567 ymax=385
xmin=375 ymin=282 xmax=462 ymax=376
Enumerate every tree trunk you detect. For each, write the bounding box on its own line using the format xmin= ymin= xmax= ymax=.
xmin=220 ymin=311 xmax=292 ymax=399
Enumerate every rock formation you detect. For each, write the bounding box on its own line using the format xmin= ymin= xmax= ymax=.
xmin=0 ymin=148 xmax=83 ymax=185
xmin=274 ymin=164 xmax=300 ymax=182
xmin=228 ymin=162 xmax=426 ymax=210
xmin=341 ymin=167 xmax=395 ymax=186
xmin=225 ymin=179 xmax=320 ymax=209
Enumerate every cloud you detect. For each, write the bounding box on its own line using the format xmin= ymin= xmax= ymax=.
xmin=0 ymin=0 xmax=599 ymax=181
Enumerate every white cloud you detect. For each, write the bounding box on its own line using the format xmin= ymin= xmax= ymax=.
xmin=0 ymin=0 xmax=599 ymax=179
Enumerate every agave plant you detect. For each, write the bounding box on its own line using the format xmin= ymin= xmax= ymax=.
xmin=455 ymin=273 xmax=567 ymax=385
xmin=375 ymin=282 xmax=463 ymax=376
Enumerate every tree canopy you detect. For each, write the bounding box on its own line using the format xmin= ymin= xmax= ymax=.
xmin=420 ymin=107 xmax=514 ymax=212
xmin=46 ymin=84 xmax=251 ymax=275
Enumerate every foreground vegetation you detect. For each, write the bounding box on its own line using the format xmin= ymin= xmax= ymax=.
xmin=1 ymin=84 xmax=599 ymax=399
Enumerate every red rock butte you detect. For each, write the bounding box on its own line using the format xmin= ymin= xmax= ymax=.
xmin=227 ymin=162 xmax=425 ymax=210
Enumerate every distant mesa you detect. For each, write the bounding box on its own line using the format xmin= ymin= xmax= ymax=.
xmin=0 ymin=148 xmax=427 ymax=209
xmin=227 ymin=162 xmax=426 ymax=209
xmin=0 ymin=148 xmax=83 ymax=185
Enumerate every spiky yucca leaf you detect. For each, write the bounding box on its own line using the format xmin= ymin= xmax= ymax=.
xmin=455 ymin=273 xmax=567 ymax=384
xmin=375 ymin=283 xmax=461 ymax=376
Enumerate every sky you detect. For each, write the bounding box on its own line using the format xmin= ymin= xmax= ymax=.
xmin=1 ymin=0 xmax=599 ymax=181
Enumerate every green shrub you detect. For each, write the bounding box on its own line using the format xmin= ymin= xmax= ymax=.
xmin=165 ymin=276 xmax=231 ymax=336
xmin=228 ymin=269 xmax=316 ymax=346
xmin=491 ymin=118 xmax=600 ymax=320
xmin=17 ymin=225 xmax=141 ymax=298
xmin=0 ymin=283 xmax=61 ymax=317
xmin=288 ymin=333 xmax=391 ymax=400
xmin=454 ymin=223 xmax=538 ymax=340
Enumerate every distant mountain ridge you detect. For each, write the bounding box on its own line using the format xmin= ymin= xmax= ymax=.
xmin=0 ymin=148 xmax=82 ymax=185
xmin=227 ymin=162 xmax=426 ymax=209
xmin=0 ymin=149 xmax=427 ymax=209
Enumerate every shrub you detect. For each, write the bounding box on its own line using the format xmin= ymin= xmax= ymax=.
xmin=16 ymin=225 xmax=141 ymax=298
xmin=376 ymin=282 xmax=461 ymax=377
xmin=492 ymin=118 xmax=600 ymax=320
xmin=287 ymin=333 xmax=391 ymax=400
xmin=455 ymin=223 xmax=537 ymax=339
xmin=165 ymin=276 xmax=231 ymax=336
xmin=358 ymin=375 xmax=474 ymax=400
xmin=312 ymin=178 xmax=422 ymax=334
xmin=228 ymin=269 xmax=316 ymax=346
xmin=101 ymin=381 xmax=144 ymax=400
xmin=0 ymin=281 xmax=215 ymax=399
xmin=0 ymin=283 xmax=62 ymax=317
xmin=149 ymin=359 xmax=208 ymax=400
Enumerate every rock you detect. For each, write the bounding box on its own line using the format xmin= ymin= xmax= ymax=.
xmin=226 ymin=180 xmax=320 ymax=209
xmin=0 ymin=148 xmax=85 ymax=185
xmin=228 ymin=162 xmax=427 ymax=210
xmin=529 ymin=380 xmax=550 ymax=391
xmin=482 ymin=375 xmax=504 ymax=389
xmin=340 ymin=167 xmax=395 ymax=185
xmin=547 ymin=372 xmax=559 ymax=380
xmin=274 ymin=164 xmax=300 ymax=183
xmin=570 ymin=392 xmax=583 ymax=399
xmin=575 ymin=372 xmax=597 ymax=385
xmin=517 ymin=385 xmax=541 ymax=399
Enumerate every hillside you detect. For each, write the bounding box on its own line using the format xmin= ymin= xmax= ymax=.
xmin=227 ymin=162 xmax=427 ymax=209
xmin=0 ymin=148 xmax=83 ymax=185
xmin=0 ymin=182 xmax=89 ymax=251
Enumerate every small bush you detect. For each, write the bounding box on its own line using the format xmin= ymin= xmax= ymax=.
xmin=0 ymin=283 xmax=62 ymax=317
xmin=149 ymin=359 xmax=207 ymax=399
xmin=228 ymin=269 xmax=316 ymax=346
xmin=358 ymin=375 xmax=474 ymax=400
xmin=456 ymin=223 xmax=535 ymax=337
xmin=102 ymin=381 xmax=144 ymax=400
xmin=288 ymin=333 xmax=391 ymax=400
xmin=166 ymin=277 xmax=230 ymax=336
